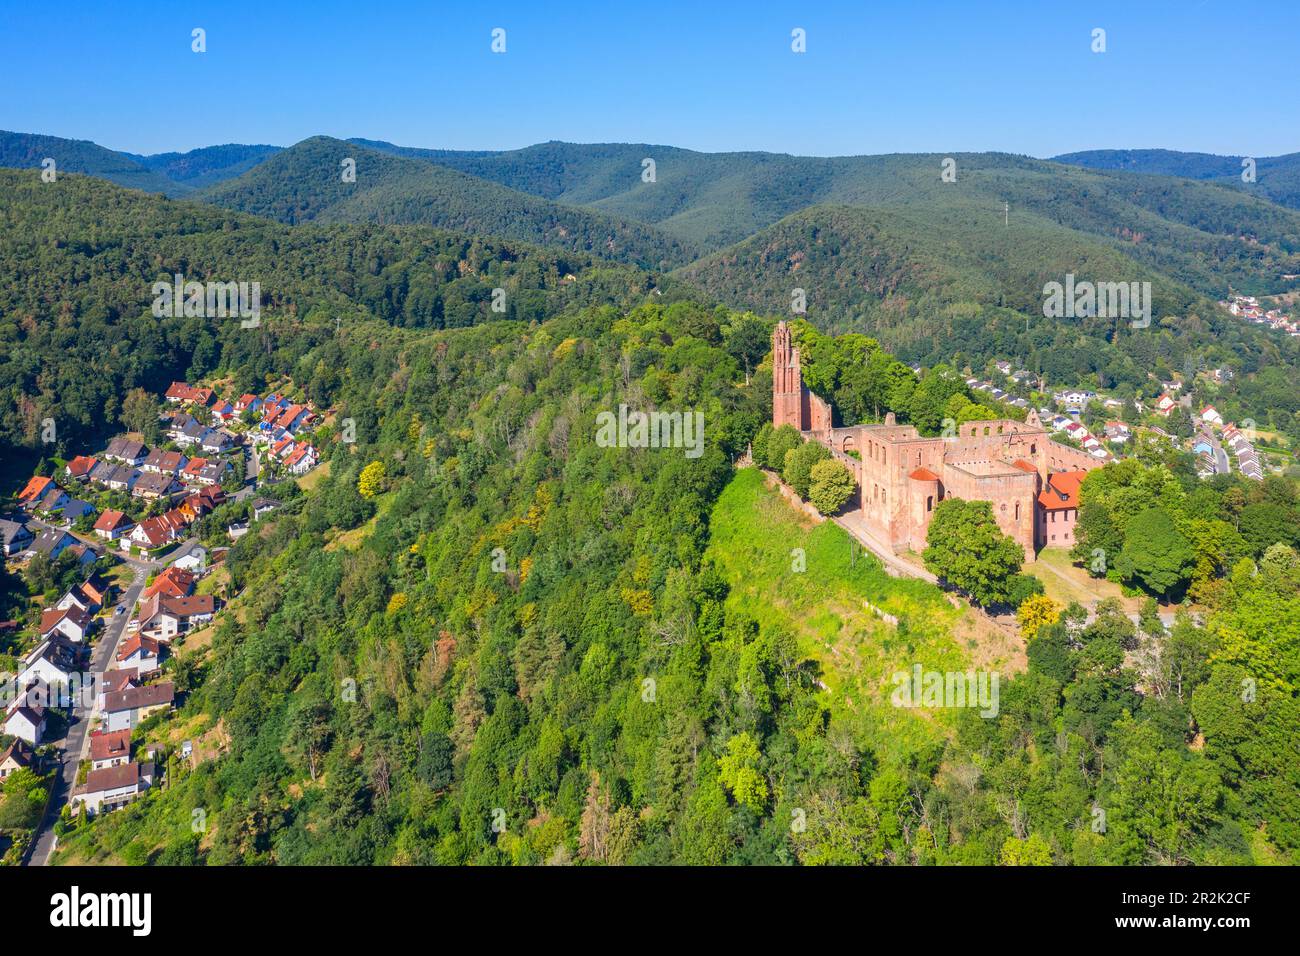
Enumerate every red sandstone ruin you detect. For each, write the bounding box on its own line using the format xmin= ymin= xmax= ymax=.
xmin=772 ymin=321 xmax=1098 ymax=560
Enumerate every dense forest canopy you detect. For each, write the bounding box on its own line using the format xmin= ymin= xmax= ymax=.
xmin=0 ymin=140 xmax=1295 ymax=869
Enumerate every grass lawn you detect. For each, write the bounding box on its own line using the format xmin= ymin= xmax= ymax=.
xmin=296 ymin=457 xmax=331 ymax=493
xmin=1029 ymin=547 xmax=1139 ymax=612
xmin=704 ymin=468 xmax=1024 ymax=764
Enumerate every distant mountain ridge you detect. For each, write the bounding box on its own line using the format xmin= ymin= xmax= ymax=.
xmin=1054 ymin=148 xmax=1300 ymax=211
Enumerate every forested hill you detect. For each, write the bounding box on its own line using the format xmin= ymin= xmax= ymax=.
xmin=351 ymin=141 xmax=1300 ymax=294
xmin=1054 ymin=149 xmax=1300 ymax=212
xmin=0 ymin=130 xmax=183 ymax=196
xmin=678 ymin=202 xmax=1299 ymax=432
xmin=197 ymin=137 xmax=697 ymax=270
xmin=126 ymin=143 xmax=284 ymax=191
xmin=0 ymin=169 xmax=702 ymax=469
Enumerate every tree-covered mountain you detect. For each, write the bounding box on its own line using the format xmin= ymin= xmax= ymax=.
xmin=357 ymin=140 xmax=1300 ymax=296
xmin=0 ymin=130 xmax=183 ymax=196
xmin=1055 ymin=149 xmax=1300 ymax=212
xmin=677 ymin=202 xmax=1300 ymax=435
xmin=0 ymin=169 xmax=700 ymax=475
xmin=2 ymin=141 xmax=1297 ymax=870
xmin=126 ymin=143 xmax=284 ymax=191
xmin=198 ymin=137 xmax=697 ymax=270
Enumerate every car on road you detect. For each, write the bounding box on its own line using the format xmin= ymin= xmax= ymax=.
xmin=115 ymin=605 xmax=125 ymax=615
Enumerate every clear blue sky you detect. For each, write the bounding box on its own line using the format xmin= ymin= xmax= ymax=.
xmin=2 ymin=0 xmax=1296 ymax=157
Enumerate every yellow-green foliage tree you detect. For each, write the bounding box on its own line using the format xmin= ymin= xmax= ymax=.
xmin=718 ymin=732 xmax=768 ymax=813
xmin=1017 ymin=594 xmax=1061 ymax=641
xmin=357 ymin=460 xmax=387 ymax=499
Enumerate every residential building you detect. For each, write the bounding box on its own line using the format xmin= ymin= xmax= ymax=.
xmin=103 ymin=681 xmax=174 ymax=732
xmin=89 ymin=729 xmax=133 ymax=771
xmin=0 ymin=517 xmax=33 ymax=556
xmin=104 ymin=437 xmax=148 ymax=465
xmin=93 ymin=510 xmax=134 ymax=541
xmin=71 ymin=760 xmax=155 ymax=815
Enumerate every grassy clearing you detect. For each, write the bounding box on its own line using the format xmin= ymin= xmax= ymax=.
xmin=705 ymin=468 xmax=1024 ymax=763
xmin=1029 ymin=547 xmax=1137 ymax=612
xmin=296 ymin=457 xmax=331 ymax=493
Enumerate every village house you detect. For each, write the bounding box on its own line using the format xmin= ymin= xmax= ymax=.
xmin=64 ymin=455 xmax=98 ymax=481
xmin=1103 ymin=421 xmax=1131 ymax=443
xmin=92 ymin=509 xmax=134 ymax=541
xmin=0 ymin=517 xmax=33 ymax=556
xmin=40 ymin=605 xmax=93 ymax=642
xmin=132 ymin=471 xmax=181 ymax=501
xmin=128 ymin=513 xmax=184 ymax=551
xmin=64 ymin=541 xmax=101 ymax=568
xmin=71 ymin=760 xmax=155 ymax=815
xmin=33 ymin=485 xmax=72 ymax=517
xmin=3 ymin=696 xmax=46 ymax=745
xmin=1200 ymin=406 xmax=1224 ymax=426
xmin=770 ymin=322 xmax=1101 ymax=561
xmin=116 ymin=634 xmax=162 ymax=676
xmin=172 ymin=545 xmax=207 ymax=573
xmin=144 ymin=566 xmax=195 ymax=600
xmin=0 ymin=739 xmax=35 ymax=780
xmin=30 ymin=528 xmax=76 ymax=561
xmin=1154 ymin=394 xmax=1177 ymax=417
xmin=17 ymin=475 xmax=56 ymax=508
xmin=96 ymin=669 xmax=139 ymax=711
xmin=103 ymin=681 xmax=174 ymax=732
xmin=19 ymin=637 xmax=84 ymax=694
xmin=89 ymin=729 xmax=133 ymax=771
xmin=61 ymin=498 xmax=95 ymax=522
xmin=56 ymin=579 xmax=107 ymax=617
xmin=104 ymin=437 xmax=148 ymax=466
xmin=200 ymin=430 xmax=231 ymax=455
xmin=234 ymin=394 xmax=261 ymax=414
xmin=251 ymin=498 xmax=279 ymax=520
xmin=286 ymin=444 xmax=318 ymax=475
xmin=104 ymin=463 xmax=140 ymax=492
xmin=137 ymin=593 xmax=215 ymax=640
xmin=165 ymin=382 xmax=215 ymax=406
xmin=142 ymin=449 xmax=187 ymax=476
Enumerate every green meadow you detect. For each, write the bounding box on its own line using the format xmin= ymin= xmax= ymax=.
xmin=705 ymin=467 xmax=1024 ymax=762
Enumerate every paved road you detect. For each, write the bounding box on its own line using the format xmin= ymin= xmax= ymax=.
xmin=26 ymin=564 xmax=147 ymax=866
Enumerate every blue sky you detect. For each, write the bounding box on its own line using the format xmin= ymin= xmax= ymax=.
xmin=2 ymin=0 xmax=1296 ymax=157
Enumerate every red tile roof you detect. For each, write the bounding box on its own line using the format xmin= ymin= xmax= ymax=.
xmin=18 ymin=475 xmax=54 ymax=502
xmin=1038 ymin=470 xmax=1087 ymax=510
xmin=908 ymin=467 xmax=940 ymax=481
xmin=93 ymin=509 xmax=132 ymax=533
xmin=117 ymin=634 xmax=160 ymax=661
xmin=1011 ymin=459 xmax=1038 ymax=473
xmin=144 ymin=566 xmax=195 ymax=600
xmin=89 ymin=729 xmax=132 ymax=763
xmin=66 ymin=455 xmax=98 ymax=477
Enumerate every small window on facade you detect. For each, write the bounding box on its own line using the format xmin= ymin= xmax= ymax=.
xmin=927 ymin=495 xmax=934 ymax=512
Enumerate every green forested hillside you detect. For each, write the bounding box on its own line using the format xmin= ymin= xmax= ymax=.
xmin=3 ymin=160 xmax=1295 ymax=867
xmin=42 ymin=300 xmax=1300 ymax=867
xmin=0 ymin=130 xmax=183 ymax=196
xmin=128 ymin=143 xmax=284 ymax=191
xmin=363 ymin=140 xmax=1300 ymax=296
xmin=677 ymin=203 xmax=1300 ymax=435
xmin=1056 ymin=148 xmax=1300 ymax=212
xmin=198 ymin=137 xmax=696 ymax=270
xmin=0 ymin=170 xmax=699 ymax=471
